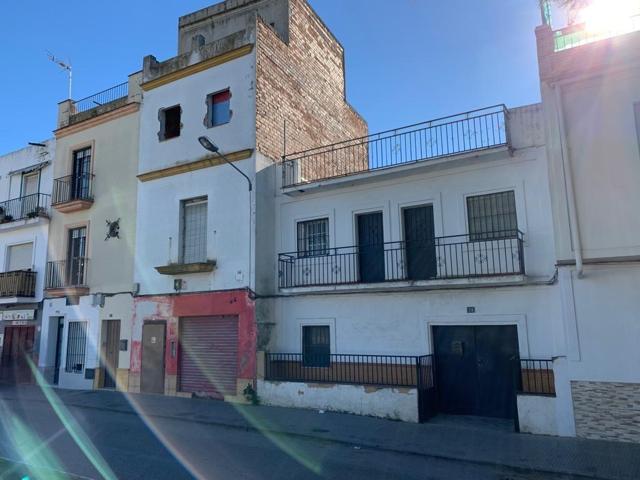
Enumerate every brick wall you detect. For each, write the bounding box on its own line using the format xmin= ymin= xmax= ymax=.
xmin=572 ymin=381 xmax=640 ymax=443
xmin=255 ymin=0 xmax=367 ymax=174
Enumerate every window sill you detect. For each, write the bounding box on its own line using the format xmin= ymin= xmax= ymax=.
xmin=155 ymin=260 xmax=216 ymax=275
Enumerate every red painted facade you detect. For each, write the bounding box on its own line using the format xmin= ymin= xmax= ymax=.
xmin=131 ymin=289 xmax=256 ymax=387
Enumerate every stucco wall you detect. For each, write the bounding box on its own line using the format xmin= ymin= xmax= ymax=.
xmin=49 ymin=109 xmax=139 ymax=294
xmin=258 ymin=379 xmax=418 ymax=422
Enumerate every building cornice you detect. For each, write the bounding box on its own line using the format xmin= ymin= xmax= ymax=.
xmin=54 ymin=103 xmax=140 ymax=139
xmin=141 ymin=44 xmax=254 ymax=91
xmin=137 ymin=148 xmax=253 ymax=182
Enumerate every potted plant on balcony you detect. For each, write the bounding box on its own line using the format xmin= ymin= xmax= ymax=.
xmin=0 ymin=213 xmax=14 ymax=224
xmin=27 ymin=207 xmax=47 ymax=219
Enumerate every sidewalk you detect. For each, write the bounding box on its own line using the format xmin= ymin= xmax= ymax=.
xmin=2 ymin=385 xmax=639 ymax=480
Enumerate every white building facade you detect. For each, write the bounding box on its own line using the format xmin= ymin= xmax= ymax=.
xmin=0 ymin=140 xmax=54 ymax=384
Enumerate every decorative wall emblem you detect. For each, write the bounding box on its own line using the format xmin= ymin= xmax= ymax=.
xmin=105 ymin=218 xmax=120 ymax=240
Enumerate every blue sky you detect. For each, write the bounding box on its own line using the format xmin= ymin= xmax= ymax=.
xmin=0 ymin=0 xmax=542 ymax=154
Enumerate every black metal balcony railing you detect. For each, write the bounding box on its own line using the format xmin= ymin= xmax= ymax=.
xmin=0 ymin=270 xmax=36 ymax=297
xmin=72 ymin=82 xmax=128 ymax=114
xmin=517 ymin=358 xmax=555 ymax=396
xmin=282 ymin=105 xmax=508 ymax=188
xmin=45 ymin=258 xmax=89 ymax=289
xmin=52 ymin=173 xmax=95 ymax=206
xmin=0 ymin=194 xmax=50 ymax=223
xmin=278 ymin=230 xmax=524 ymax=289
xmin=265 ymin=352 xmax=434 ymax=387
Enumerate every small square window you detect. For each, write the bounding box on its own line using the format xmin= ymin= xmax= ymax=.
xmin=297 ymin=218 xmax=329 ymax=257
xmin=467 ymin=191 xmax=517 ymax=241
xmin=159 ymin=105 xmax=181 ymax=141
xmin=207 ymin=89 xmax=231 ymax=128
xmin=302 ymin=325 xmax=330 ymax=367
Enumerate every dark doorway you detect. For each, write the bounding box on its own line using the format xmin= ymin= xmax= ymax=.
xmin=403 ymin=205 xmax=437 ymax=280
xmin=141 ymin=323 xmax=165 ymax=394
xmin=357 ymin=211 xmax=385 ymax=283
xmin=53 ymin=318 xmax=64 ymax=385
xmin=72 ymin=147 xmax=91 ymax=200
xmin=101 ymin=320 xmax=121 ymax=389
xmin=433 ymin=325 xmax=519 ymax=419
xmin=0 ymin=326 xmax=35 ymax=384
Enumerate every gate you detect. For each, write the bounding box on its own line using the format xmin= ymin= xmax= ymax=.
xmin=417 ymin=354 xmax=437 ymax=422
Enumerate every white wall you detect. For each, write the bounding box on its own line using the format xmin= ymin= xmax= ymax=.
xmin=40 ymin=296 xmax=100 ymax=390
xmin=136 ymin=50 xmax=257 ymax=295
xmin=258 ymin=380 xmax=419 ymax=422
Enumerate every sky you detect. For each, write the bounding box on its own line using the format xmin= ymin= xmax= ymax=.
xmin=0 ymin=0 xmax=543 ymax=154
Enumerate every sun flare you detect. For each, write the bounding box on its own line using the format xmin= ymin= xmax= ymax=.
xmin=576 ymin=0 xmax=640 ymax=35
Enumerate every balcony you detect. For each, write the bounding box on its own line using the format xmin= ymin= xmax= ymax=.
xmin=278 ymin=230 xmax=525 ymax=289
xmin=0 ymin=270 xmax=36 ymax=298
xmin=552 ymin=15 xmax=640 ymax=52
xmin=281 ymin=105 xmax=509 ymax=189
xmin=69 ymin=82 xmax=129 ymax=125
xmin=0 ymin=193 xmax=50 ymax=227
xmin=45 ymin=258 xmax=89 ymax=297
xmin=51 ymin=174 xmax=94 ymax=213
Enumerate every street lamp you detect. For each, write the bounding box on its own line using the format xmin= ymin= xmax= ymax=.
xmin=198 ymin=136 xmax=252 ymax=191
xmin=197 ymin=136 xmax=253 ymax=289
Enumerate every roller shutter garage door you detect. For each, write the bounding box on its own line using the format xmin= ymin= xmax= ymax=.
xmin=179 ymin=316 xmax=238 ymax=399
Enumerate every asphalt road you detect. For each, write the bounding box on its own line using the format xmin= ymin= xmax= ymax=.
xmin=0 ymin=392 xmax=587 ymax=480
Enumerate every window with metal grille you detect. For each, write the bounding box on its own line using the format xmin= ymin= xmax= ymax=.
xmin=297 ymin=218 xmax=329 ymax=257
xmin=207 ymin=89 xmax=231 ymax=127
xmin=180 ymin=197 xmax=208 ymax=264
xmin=302 ymin=325 xmax=330 ymax=367
xmin=159 ymin=105 xmax=181 ymax=141
xmin=467 ymin=191 xmax=518 ymax=240
xmin=65 ymin=321 xmax=87 ymax=373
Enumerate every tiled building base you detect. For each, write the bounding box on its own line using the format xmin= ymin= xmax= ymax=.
xmin=572 ymin=381 xmax=640 ymax=443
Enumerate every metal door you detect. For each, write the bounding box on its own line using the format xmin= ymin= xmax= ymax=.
xmin=101 ymin=320 xmax=120 ymax=389
xmin=357 ymin=212 xmax=385 ymax=283
xmin=179 ymin=316 xmax=238 ymax=399
xmin=0 ymin=326 xmax=35 ymax=384
xmin=433 ymin=325 xmax=519 ymax=419
xmin=141 ymin=323 xmax=165 ymax=394
xmin=403 ymin=205 xmax=437 ymax=280
xmin=53 ymin=319 xmax=64 ymax=385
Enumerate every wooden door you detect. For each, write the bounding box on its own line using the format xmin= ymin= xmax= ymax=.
xmin=101 ymin=320 xmax=120 ymax=389
xmin=357 ymin=212 xmax=385 ymax=283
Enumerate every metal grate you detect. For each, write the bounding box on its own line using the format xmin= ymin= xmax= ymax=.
xmin=467 ymin=191 xmax=517 ymax=241
xmin=297 ymin=218 xmax=329 ymax=257
xmin=65 ymin=321 xmax=87 ymax=373
xmin=72 ymin=82 xmax=128 ymax=114
xmin=181 ymin=197 xmax=208 ymax=264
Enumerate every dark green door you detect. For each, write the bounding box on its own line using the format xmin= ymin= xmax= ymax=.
xmin=403 ymin=205 xmax=437 ymax=280
xmin=357 ymin=212 xmax=385 ymax=283
xmin=433 ymin=325 xmax=519 ymax=419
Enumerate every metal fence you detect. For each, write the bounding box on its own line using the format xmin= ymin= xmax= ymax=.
xmin=52 ymin=173 xmax=95 ymax=205
xmin=517 ymin=358 xmax=555 ymax=396
xmin=278 ymin=230 xmax=524 ymax=288
xmin=282 ymin=105 xmax=508 ymax=188
xmin=553 ymin=16 xmax=640 ymax=51
xmin=72 ymin=82 xmax=128 ymax=114
xmin=0 ymin=193 xmax=50 ymax=223
xmin=65 ymin=321 xmax=87 ymax=373
xmin=0 ymin=270 xmax=36 ymax=297
xmin=45 ymin=258 xmax=89 ymax=289
xmin=265 ymin=353 xmax=426 ymax=387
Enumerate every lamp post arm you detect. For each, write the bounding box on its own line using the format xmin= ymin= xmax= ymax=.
xmin=217 ymin=152 xmax=252 ymax=191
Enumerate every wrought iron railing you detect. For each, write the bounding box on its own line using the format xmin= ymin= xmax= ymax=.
xmin=0 ymin=194 xmax=50 ymax=223
xmin=265 ymin=352 xmax=435 ymax=387
xmin=282 ymin=105 xmax=508 ymax=188
xmin=553 ymin=15 xmax=640 ymax=52
xmin=72 ymin=82 xmax=128 ymax=114
xmin=52 ymin=173 xmax=94 ymax=205
xmin=517 ymin=358 xmax=555 ymax=396
xmin=45 ymin=258 xmax=89 ymax=289
xmin=0 ymin=270 xmax=36 ymax=297
xmin=278 ymin=230 xmax=524 ymax=288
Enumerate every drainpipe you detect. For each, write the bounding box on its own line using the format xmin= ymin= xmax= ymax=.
xmin=554 ymin=84 xmax=584 ymax=277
